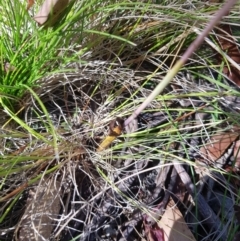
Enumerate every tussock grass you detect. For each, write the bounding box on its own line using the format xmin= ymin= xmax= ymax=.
xmin=0 ymin=0 xmax=240 ymax=240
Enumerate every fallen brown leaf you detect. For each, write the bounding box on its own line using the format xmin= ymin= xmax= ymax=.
xmin=143 ymin=219 xmax=165 ymax=241
xmin=158 ymin=198 xmax=196 ymax=241
xmin=27 ymin=0 xmax=34 ymax=10
xmin=215 ymin=24 xmax=240 ymax=86
xmin=199 ymin=131 xmax=239 ymax=162
xmin=233 ymin=140 xmax=240 ymax=165
xmin=227 ymin=140 xmax=240 ymax=172
xmin=34 ymin=0 xmax=69 ymax=27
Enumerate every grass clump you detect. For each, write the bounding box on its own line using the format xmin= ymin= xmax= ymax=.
xmin=0 ymin=0 xmax=240 ymax=241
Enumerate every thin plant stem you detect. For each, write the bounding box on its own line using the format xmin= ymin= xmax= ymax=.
xmin=124 ymin=0 xmax=237 ymax=127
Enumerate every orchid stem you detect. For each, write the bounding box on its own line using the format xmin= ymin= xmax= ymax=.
xmin=124 ymin=0 xmax=237 ymax=127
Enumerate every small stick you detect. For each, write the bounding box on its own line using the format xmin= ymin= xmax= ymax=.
xmin=173 ymin=160 xmax=228 ymax=240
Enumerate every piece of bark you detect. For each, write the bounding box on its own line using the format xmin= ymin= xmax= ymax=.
xmin=15 ymin=177 xmax=61 ymax=241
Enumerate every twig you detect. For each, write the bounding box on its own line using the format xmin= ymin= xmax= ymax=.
xmin=173 ymin=159 xmax=228 ymax=240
